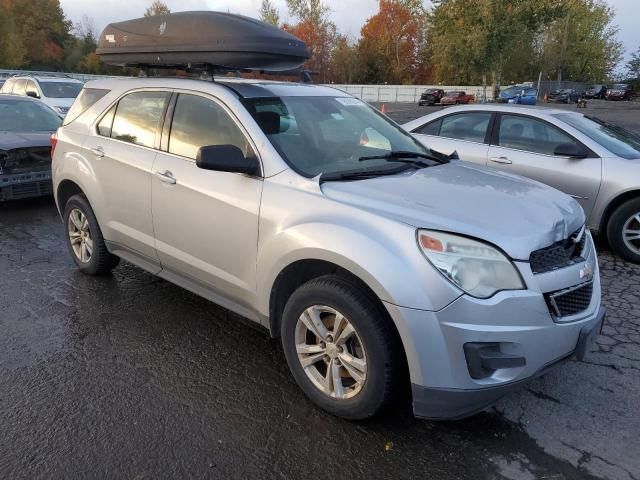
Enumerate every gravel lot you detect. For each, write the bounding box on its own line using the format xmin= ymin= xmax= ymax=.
xmin=1 ymin=101 xmax=639 ymax=480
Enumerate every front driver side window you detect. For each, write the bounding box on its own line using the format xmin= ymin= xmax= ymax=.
xmin=498 ymin=115 xmax=579 ymax=156
xmin=168 ymin=93 xmax=254 ymax=160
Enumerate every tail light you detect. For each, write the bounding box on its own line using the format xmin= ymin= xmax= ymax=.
xmin=50 ymin=132 xmax=58 ymax=159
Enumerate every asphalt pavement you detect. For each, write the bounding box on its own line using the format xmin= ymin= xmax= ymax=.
xmin=1 ymin=101 xmax=639 ymax=480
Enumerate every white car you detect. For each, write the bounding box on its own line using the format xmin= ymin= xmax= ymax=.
xmin=0 ymin=75 xmax=83 ymax=116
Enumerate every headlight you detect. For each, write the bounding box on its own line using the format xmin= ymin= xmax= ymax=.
xmin=417 ymin=230 xmax=525 ymax=298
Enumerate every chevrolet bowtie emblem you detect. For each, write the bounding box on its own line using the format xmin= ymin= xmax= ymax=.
xmin=580 ymin=263 xmax=594 ymax=280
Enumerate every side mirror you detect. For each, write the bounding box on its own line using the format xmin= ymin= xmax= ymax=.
xmin=196 ymin=145 xmax=260 ymax=175
xmin=554 ymin=143 xmax=589 ymax=159
xmin=26 ymin=91 xmax=39 ymax=99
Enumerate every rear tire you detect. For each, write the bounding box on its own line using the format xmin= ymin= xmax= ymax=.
xmin=63 ymin=194 xmax=120 ymax=275
xmin=607 ymin=198 xmax=640 ymax=263
xmin=281 ymin=275 xmax=401 ymax=420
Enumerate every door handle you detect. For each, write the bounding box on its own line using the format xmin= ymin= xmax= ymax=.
xmin=90 ymin=146 xmax=105 ymax=158
xmin=489 ymin=156 xmax=512 ymax=165
xmin=155 ymin=170 xmax=176 ymax=185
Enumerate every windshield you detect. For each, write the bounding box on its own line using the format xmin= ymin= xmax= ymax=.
xmin=555 ymin=113 xmax=640 ymax=159
xmin=243 ymin=96 xmax=431 ymax=177
xmin=0 ymin=99 xmax=62 ymax=132
xmin=40 ymin=81 xmax=83 ymax=99
xmin=501 ymin=87 xmax=521 ymax=96
xmin=612 ymin=84 xmax=627 ymax=90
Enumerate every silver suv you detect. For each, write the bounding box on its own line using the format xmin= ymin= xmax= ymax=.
xmin=52 ymin=77 xmax=605 ymax=420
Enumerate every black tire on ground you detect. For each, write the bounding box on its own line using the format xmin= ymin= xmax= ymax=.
xmin=63 ymin=194 xmax=120 ymax=275
xmin=281 ymin=274 xmax=402 ymax=420
xmin=607 ymin=197 xmax=640 ymax=263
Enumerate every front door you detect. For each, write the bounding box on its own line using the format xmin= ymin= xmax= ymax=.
xmin=486 ymin=113 xmax=602 ymax=218
xmin=151 ymin=92 xmax=263 ymax=309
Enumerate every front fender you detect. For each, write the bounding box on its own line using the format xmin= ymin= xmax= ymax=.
xmin=256 ymin=219 xmax=462 ymax=318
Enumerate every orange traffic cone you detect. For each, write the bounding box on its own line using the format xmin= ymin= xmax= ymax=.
xmin=381 ymin=103 xmax=386 ymax=114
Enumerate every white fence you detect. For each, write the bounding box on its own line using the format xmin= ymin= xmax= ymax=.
xmin=329 ymin=84 xmax=495 ymax=103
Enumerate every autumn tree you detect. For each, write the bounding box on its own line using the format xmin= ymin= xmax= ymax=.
xmin=330 ymin=35 xmax=358 ymax=83
xmin=0 ymin=0 xmax=71 ymax=69
xmin=260 ymin=0 xmax=280 ymax=26
xmin=145 ymin=0 xmax=170 ymax=17
xmin=357 ymin=0 xmax=419 ymax=84
xmin=283 ymin=0 xmax=337 ymax=82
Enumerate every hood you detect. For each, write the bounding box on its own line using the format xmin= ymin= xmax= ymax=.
xmin=50 ymin=98 xmax=75 ymax=107
xmin=321 ymin=161 xmax=584 ymax=260
xmin=0 ymin=132 xmax=52 ymax=150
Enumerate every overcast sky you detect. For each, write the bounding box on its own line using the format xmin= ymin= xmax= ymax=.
xmin=60 ymin=0 xmax=638 ymax=65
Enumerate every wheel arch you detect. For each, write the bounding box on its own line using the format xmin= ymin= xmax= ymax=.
xmin=599 ymin=189 xmax=640 ymax=237
xmin=56 ymin=179 xmax=86 ymax=215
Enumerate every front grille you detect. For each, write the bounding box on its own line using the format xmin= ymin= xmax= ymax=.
xmin=529 ymin=227 xmax=587 ymax=274
xmin=0 ymin=147 xmax=51 ymax=175
xmin=546 ymin=281 xmax=593 ymax=319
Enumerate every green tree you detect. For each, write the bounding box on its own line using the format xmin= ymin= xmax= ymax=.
xmin=539 ymin=0 xmax=623 ymax=83
xmin=260 ymin=0 xmax=280 ymax=26
xmin=144 ymin=0 xmax=170 ymax=17
xmin=428 ymin=0 xmax=564 ymax=86
xmin=0 ymin=5 xmax=25 ymax=67
xmin=627 ymin=47 xmax=640 ymax=80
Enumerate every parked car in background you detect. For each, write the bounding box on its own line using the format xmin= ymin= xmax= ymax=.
xmin=498 ymin=86 xmax=538 ymax=105
xmin=548 ymin=88 xmax=580 ymax=104
xmin=440 ymin=91 xmax=474 ymax=105
xmin=0 ymin=75 xmax=83 ymax=116
xmin=404 ymin=104 xmax=640 ymax=262
xmin=0 ymin=94 xmax=62 ymax=201
xmin=606 ymin=84 xmax=631 ymax=100
xmin=418 ymin=88 xmax=445 ymax=106
xmin=585 ymin=84 xmax=607 ymax=99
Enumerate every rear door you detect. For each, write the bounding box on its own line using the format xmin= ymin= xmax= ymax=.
xmin=410 ymin=111 xmax=493 ymax=165
xmin=486 ymin=113 xmax=602 ymax=217
xmin=83 ymin=89 xmax=170 ymax=270
xmin=151 ymin=92 xmax=263 ymax=309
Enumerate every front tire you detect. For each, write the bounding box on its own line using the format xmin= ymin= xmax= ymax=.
xmin=63 ymin=194 xmax=120 ymax=275
xmin=607 ymin=198 xmax=640 ymax=263
xmin=281 ymin=275 xmax=401 ymax=419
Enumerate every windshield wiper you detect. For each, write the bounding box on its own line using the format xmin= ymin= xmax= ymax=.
xmin=320 ymin=164 xmax=414 ymax=184
xmin=359 ymin=150 xmax=450 ymax=165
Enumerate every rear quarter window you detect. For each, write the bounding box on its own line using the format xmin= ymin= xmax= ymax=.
xmin=63 ymin=88 xmax=110 ymax=125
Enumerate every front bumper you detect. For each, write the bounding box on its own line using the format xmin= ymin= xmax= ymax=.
xmin=0 ymin=170 xmax=53 ymax=201
xmin=385 ymin=231 xmax=603 ymax=420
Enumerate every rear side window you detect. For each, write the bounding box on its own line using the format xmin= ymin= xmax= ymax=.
xmin=0 ymin=78 xmax=14 ymax=93
xmin=413 ymin=119 xmax=442 ymax=136
xmin=439 ymin=112 xmax=492 ymax=143
xmin=13 ymin=79 xmax=27 ymax=96
xmin=64 ymin=88 xmax=110 ymax=125
xmin=102 ymin=91 xmax=169 ymax=148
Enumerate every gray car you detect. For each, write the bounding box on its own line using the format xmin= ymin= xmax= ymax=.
xmin=52 ymin=78 xmax=604 ymax=420
xmin=404 ymin=104 xmax=640 ymax=263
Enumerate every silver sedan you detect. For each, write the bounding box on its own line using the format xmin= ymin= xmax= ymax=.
xmin=404 ymin=105 xmax=640 ymax=262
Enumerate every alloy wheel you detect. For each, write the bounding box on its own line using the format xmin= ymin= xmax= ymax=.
xmin=622 ymin=212 xmax=640 ymax=256
xmin=68 ymin=208 xmax=93 ymax=263
xmin=295 ymin=305 xmax=367 ymax=400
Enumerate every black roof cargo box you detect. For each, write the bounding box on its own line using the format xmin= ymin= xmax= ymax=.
xmin=96 ymin=11 xmax=310 ymax=71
